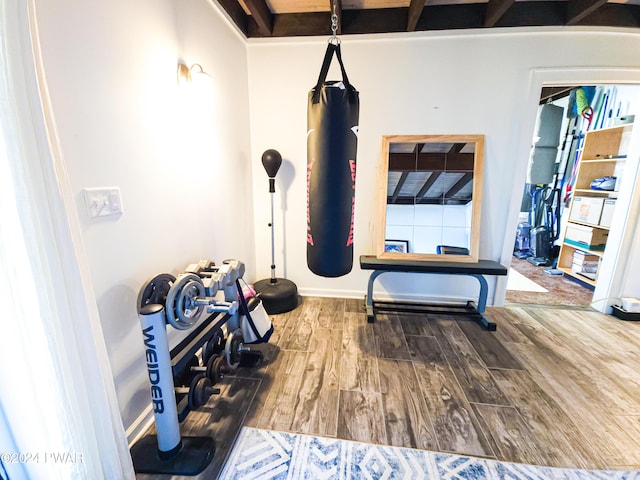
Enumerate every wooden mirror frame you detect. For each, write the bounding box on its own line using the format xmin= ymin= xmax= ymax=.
xmin=375 ymin=134 xmax=485 ymax=263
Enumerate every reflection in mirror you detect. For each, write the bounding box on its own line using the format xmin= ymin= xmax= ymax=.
xmin=378 ymin=135 xmax=484 ymax=262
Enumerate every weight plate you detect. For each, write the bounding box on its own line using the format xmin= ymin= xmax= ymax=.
xmin=165 ymin=273 xmax=205 ymax=330
xmin=137 ymin=273 xmax=176 ymax=314
xmin=188 ymin=374 xmax=212 ymax=410
xmin=224 ymin=328 xmax=244 ymax=370
xmin=202 ymin=329 xmax=224 ymax=363
xmin=176 ymin=279 xmax=206 ymax=326
xmin=206 ymin=354 xmax=221 ymax=384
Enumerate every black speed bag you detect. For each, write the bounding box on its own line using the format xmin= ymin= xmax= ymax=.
xmin=306 ymin=43 xmax=359 ymax=278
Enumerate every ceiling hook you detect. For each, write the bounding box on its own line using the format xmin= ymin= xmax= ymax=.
xmin=329 ymin=1 xmax=341 ymax=45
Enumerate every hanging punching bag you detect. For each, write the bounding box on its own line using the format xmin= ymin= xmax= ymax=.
xmin=307 ymin=43 xmax=359 ymax=277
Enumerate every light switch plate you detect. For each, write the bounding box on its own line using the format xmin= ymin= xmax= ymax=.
xmin=83 ymin=187 xmax=123 ymax=218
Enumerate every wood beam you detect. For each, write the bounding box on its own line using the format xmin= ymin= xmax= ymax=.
xmin=389 ymin=152 xmax=474 ymax=173
xmin=448 ymin=143 xmax=465 ymax=155
xmin=540 ymin=87 xmax=573 ymax=105
xmin=416 ymin=172 xmax=442 ymax=200
xmin=484 ymin=0 xmax=515 ymax=27
xmin=445 ymin=173 xmax=473 ymax=199
xmin=567 ymin=0 xmax=608 ymax=25
xmin=213 ymin=0 xmax=248 ymax=36
xmin=247 ymin=3 xmax=640 ymax=38
xmin=407 ymin=0 xmax=426 ymax=31
xmin=569 ymin=3 xmax=640 ymax=27
xmin=243 ymin=0 xmax=273 ymax=36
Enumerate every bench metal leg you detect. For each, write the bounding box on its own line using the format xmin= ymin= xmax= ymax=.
xmin=469 ymin=274 xmax=495 ymax=330
xmin=470 ymin=274 xmax=488 ymax=312
xmin=365 ymin=270 xmax=385 ymax=323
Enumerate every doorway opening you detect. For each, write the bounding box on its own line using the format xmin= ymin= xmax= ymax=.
xmin=506 ymin=84 xmax=639 ymax=307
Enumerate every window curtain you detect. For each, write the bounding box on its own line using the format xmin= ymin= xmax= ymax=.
xmin=0 ymin=1 xmax=134 ymax=478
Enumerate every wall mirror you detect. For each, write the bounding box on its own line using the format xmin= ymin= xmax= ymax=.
xmin=376 ymin=134 xmax=484 ymax=263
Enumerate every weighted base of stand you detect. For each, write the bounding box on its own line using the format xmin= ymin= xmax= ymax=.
xmin=254 ymin=278 xmax=298 ymax=314
xmin=130 ymin=435 xmax=214 ymax=475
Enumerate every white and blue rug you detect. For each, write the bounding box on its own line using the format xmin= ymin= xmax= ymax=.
xmin=220 ymin=427 xmax=639 ymax=480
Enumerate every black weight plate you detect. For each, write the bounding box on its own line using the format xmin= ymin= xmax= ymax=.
xmin=137 ymin=273 xmax=176 ymax=313
xmin=175 ymin=355 xmax=200 ymax=389
xmin=188 ymin=374 xmax=212 ymax=410
xmin=202 ymin=329 xmax=224 ymax=363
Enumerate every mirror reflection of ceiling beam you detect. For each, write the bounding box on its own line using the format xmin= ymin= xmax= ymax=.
xmin=388 ymin=152 xmax=474 ymax=172
xmin=448 ymin=142 xmax=465 ymax=155
xmin=484 ymin=0 xmax=516 ymax=27
xmin=567 ymin=0 xmax=608 ymax=25
xmin=416 ymin=171 xmax=442 ymax=200
xmin=391 ymin=171 xmax=410 ymax=203
xmin=445 ymin=172 xmax=473 ymax=199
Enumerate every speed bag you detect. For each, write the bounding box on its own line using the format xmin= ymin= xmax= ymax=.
xmin=306 ymin=43 xmax=359 ymax=278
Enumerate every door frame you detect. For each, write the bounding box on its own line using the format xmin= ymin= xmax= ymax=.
xmin=496 ymin=67 xmax=640 ymax=312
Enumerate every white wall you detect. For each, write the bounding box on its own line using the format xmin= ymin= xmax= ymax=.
xmin=247 ymin=29 xmax=640 ymax=303
xmin=386 ymin=204 xmax=471 ymax=254
xmin=34 ymin=0 xmax=253 ymax=434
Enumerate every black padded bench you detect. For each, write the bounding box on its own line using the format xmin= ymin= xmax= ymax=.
xmin=360 ymin=255 xmax=508 ymax=330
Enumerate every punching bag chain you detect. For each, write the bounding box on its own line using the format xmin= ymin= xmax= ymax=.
xmin=329 ymin=1 xmax=340 ymax=45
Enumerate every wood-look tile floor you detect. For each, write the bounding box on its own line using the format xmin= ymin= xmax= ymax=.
xmin=136 ymin=297 xmax=640 ymax=479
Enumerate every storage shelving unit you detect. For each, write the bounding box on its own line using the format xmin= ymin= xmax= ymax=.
xmin=557 ymin=123 xmax=633 ymax=286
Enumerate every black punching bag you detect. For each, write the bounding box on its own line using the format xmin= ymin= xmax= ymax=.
xmin=306 ymin=43 xmax=359 ymax=277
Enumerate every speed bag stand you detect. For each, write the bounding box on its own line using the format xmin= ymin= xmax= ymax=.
xmin=307 ymin=42 xmax=359 ymax=277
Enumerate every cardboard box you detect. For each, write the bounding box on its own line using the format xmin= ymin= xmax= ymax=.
xmin=565 ymin=224 xmax=608 ymax=250
xmin=570 ymin=196 xmax=604 ymax=225
xmin=599 ymin=199 xmax=616 ymax=228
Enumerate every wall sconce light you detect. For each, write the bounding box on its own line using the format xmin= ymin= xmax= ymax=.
xmin=177 ymin=63 xmax=210 ymax=86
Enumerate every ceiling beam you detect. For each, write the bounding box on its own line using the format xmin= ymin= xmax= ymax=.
xmin=246 ymin=3 xmax=640 ymax=37
xmin=243 ymin=0 xmax=273 ymax=36
xmin=484 ymin=0 xmax=516 ymax=27
xmin=540 ymin=87 xmax=573 ymax=104
xmin=213 ymin=0 xmax=248 ymax=36
xmin=490 ymin=1 xmax=565 ymax=26
xmin=445 ymin=173 xmax=473 ymax=199
xmin=569 ymin=3 xmax=640 ymax=27
xmin=390 ymin=172 xmax=409 ymax=203
xmin=389 ymin=152 xmax=474 ymax=172
xmin=448 ymin=143 xmax=465 ymax=155
xmin=416 ymin=172 xmax=441 ymax=200
xmin=567 ymin=0 xmax=607 ymax=25
xmin=407 ymin=0 xmax=426 ymax=31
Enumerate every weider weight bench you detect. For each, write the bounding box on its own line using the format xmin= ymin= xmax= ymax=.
xmin=360 ymin=255 xmax=508 ymax=331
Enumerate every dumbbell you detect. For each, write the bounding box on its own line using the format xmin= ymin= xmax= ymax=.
xmin=189 ymin=353 xmax=228 ymax=385
xmin=174 ymin=374 xmax=219 ymax=410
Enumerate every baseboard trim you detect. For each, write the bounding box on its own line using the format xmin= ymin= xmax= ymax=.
xmin=126 ymin=404 xmax=154 ymax=448
xmin=297 ymin=288 xmax=364 ymax=299
xmin=297 ymin=289 xmax=468 ymax=305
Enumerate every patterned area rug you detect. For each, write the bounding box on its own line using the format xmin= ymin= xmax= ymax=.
xmin=220 ymin=427 xmax=639 ymax=480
